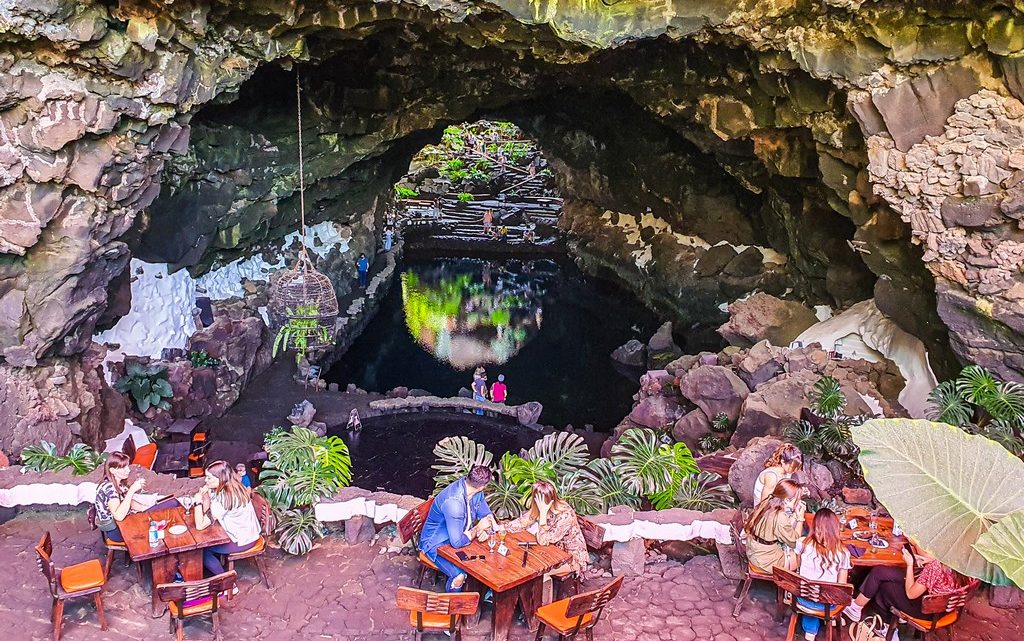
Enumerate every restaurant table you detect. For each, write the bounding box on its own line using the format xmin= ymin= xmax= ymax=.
xmin=438 ymin=530 xmax=571 ymax=641
xmin=118 ymin=505 xmax=231 ymax=616
xmin=805 ymin=507 xmax=907 ymax=568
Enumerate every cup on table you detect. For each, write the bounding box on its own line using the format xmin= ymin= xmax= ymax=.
xmin=869 ymin=509 xmax=879 ymax=532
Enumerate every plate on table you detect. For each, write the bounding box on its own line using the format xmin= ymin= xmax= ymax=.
xmin=851 ymin=530 xmax=873 ymax=541
xmin=168 ymin=524 xmax=188 ymax=536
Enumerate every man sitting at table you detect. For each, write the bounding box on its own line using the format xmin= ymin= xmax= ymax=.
xmin=419 ymin=465 xmax=496 ymax=591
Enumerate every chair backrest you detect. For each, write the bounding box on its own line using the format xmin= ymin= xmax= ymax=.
xmin=577 ymin=516 xmax=605 ymax=551
xmin=157 ymin=571 xmax=236 ymax=617
xmin=86 ymin=504 xmax=98 ymax=530
xmin=772 ymin=567 xmax=853 ymax=607
xmin=250 ymin=492 xmax=276 ymax=537
xmin=920 ymin=579 xmax=981 ymax=616
xmin=730 ymin=511 xmax=750 ymax=567
xmin=121 ymin=436 xmax=137 ymax=461
xmin=396 ymin=587 xmax=479 ymax=632
xmin=34 ymin=532 xmax=59 ymax=598
xmin=397 ymin=498 xmax=434 ymax=544
xmin=564 ymin=575 xmax=624 ymax=625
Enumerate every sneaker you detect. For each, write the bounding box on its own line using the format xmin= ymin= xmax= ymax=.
xmin=804 ymin=633 xmax=816 ymax=641
xmin=843 ymin=603 xmax=863 ymax=623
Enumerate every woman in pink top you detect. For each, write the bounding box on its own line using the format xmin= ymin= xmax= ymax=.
xmin=490 ymin=374 xmax=507 ymax=403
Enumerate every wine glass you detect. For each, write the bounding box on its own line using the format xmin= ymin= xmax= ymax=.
xmin=838 ymin=508 xmax=848 ymax=530
xmin=869 ymin=509 xmax=879 ymax=533
xmin=488 ymin=531 xmax=497 ymax=554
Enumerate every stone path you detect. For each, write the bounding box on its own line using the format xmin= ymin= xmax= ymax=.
xmin=2 ymin=509 xmax=1020 ymax=641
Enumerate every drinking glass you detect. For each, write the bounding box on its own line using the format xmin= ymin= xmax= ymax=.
xmin=869 ymin=509 xmax=879 ymax=533
xmin=488 ymin=532 xmax=497 ymax=553
xmin=838 ymin=509 xmax=848 ymax=530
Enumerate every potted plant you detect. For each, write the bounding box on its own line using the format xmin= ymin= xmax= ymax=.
xmin=273 ymin=303 xmax=332 ymax=364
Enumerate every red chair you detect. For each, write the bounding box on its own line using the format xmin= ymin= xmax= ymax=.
xmin=122 ymin=436 xmax=158 ymax=470
xmin=884 ymin=579 xmax=981 ymax=640
xmin=35 ymin=532 xmax=108 ymax=641
xmin=534 ymin=576 xmax=624 ymax=640
xmin=397 ymin=498 xmax=439 ymax=588
xmin=396 ymin=587 xmax=479 ymax=641
xmin=773 ymin=567 xmax=852 ymax=641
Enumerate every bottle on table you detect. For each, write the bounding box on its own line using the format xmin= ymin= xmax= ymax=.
xmin=148 ymin=520 xmax=159 ymax=547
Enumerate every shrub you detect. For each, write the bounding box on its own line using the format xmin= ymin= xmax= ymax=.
xmin=114 ymin=361 xmax=173 ymax=413
xmin=21 ymin=442 xmax=106 ymax=475
xmin=456 ymin=192 xmax=474 ymax=203
xmin=393 ymin=185 xmax=419 ymax=199
xmin=188 ymin=350 xmax=221 ymax=368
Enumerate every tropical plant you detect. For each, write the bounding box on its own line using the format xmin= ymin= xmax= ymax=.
xmin=272 ymin=303 xmax=331 ymax=364
xmin=927 ymin=365 xmax=1024 ymax=456
xmin=581 ymin=458 xmax=642 ymax=513
xmin=783 ymin=376 xmax=865 ymax=478
xmin=610 ymin=428 xmax=694 ymax=497
xmin=852 ymin=418 xmax=1024 ymax=586
xmin=667 ymin=472 xmax=734 ymax=512
xmin=456 ymin=192 xmax=474 ymax=203
xmin=431 ymin=435 xmax=494 ymax=489
xmin=20 ymin=441 xmax=106 ymax=475
xmin=114 ymin=361 xmax=173 ymax=413
xmin=393 ymin=185 xmax=419 ymax=199
xmin=188 ymin=350 xmax=221 ymax=368
xmin=698 ymin=412 xmax=734 ymax=454
xmin=258 ymin=426 xmax=352 ymax=555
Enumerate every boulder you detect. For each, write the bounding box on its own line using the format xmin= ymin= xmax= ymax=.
xmin=718 ymin=293 xmax=818 ymax=348
xmin=842 ymin=487 xmax=873 ymax=505
xmin=672 ymin=408 xmax=710 ymax=451
xmin=722 ymin=246 xmax=763 ymax=278
xmin=727 ymin=437 xmax=785 ymax=506
xmin=796 ymin=462 xmax=835 ymax=499
xmin=647 ymin=322 xmax=682 ymax=367
xmin=344 ymin=514 xmax=377 ymax=544
xmin=611 ymin=538 xmax=646 ymax=577
xmin=628 ymin=395 xmax=682 ymax=430
xmin=288 ymin=400 xmax=316 ymax=427
xmin=731 ymin=372 xmax=815 ymax=448
xmin=611 ymin=339 xmax=647 ymax=367
xmin=694 ymin=244 xmax=737 ymax=277
xmin=678 ymin=365 xmax=749 ymax=424
xmin=734 ymin=341 xmax=786 ymax=390
xmin=516 ymin=401 xmax=543 ymax=426
xmin=665 ymin=354 xmax=699 ymax=377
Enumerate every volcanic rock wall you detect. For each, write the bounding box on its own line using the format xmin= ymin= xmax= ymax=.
xmin=4 ymin=0 xmax=1024 ymax=451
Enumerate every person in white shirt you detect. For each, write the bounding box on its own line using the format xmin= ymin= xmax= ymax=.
xmin=794 ymin=509 xmax=852 ymax=640
xmin=193 ymin=460 xmax=261 ymax=576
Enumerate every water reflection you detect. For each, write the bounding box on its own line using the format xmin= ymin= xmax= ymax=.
xmin=401 ymin=259 xmax=552 ymax=370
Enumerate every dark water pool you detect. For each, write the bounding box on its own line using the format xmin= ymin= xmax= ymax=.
xmin=327 ymin=256 xmax=719 ymax=429
xmin=332 ymin=413 xmax=540 ymax=495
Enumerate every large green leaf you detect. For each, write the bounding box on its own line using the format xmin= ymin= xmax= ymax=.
xmin=610 ymin=428 xmax=676 ymax=496
xmin=853 ymin=418 xmax=1024 ymax=585
xmin=521 ymin=432 xmax=590 ymax=476
xmin=431 ymin=436 xmax=493 ymax=492
xmin=974 ymin=512 xmax=1024 ymax=590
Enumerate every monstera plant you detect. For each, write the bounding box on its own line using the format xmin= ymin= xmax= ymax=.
xmin=853 ymin=418 xmax=1024 ymax=587
xmin=927 ymin=365 xmax=1024 ymax=455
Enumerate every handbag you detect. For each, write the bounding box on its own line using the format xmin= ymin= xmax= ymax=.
xmin=849 ymin=614 xmax=885 ymax=641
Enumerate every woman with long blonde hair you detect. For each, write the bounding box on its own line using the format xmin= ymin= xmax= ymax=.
xmin=193 ymin=460 xmax=261 ymax=576
xmin=753 ymin=443 xmax=803 ymax=505
xmin=504 ymin=480 xmax=589 ymax=578
xmin=794 ymin=509 xmax=852 ymax=640
xmin=744 ymin=478 xmax=805 ymax=573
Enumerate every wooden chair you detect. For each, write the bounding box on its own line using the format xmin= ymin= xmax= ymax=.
xmin=534 ymin=575 xmax=623 ymax=641
xmin=772 ymin=568 xmax=852 ymax=641
xmin=157 ymin=571 xmax=236 ymax=641
xmin=122 ymin=436 xmax=158 ymax=470
xmin=35 ymin=531 xmax=108 ymax=641
xmin=86 ymin=504 xmax=141 ymax=579
xmin=224 ymin=493 xmax=273 ymax=591
xmin=397 ymin=497 xmax=439 ymax=588
xmin=396 ymin=587 xmax=479 ymax=641
xmin=731 ymin=511 xmax=784 ymax=620
xmin=884 ymin=579 xmax=980 ymax=640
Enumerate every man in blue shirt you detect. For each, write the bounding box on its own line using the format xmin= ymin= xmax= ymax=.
xmin=418 ymin=465 xmax=495 ymax=591
xmin=356 ymin=253 xmax=369 ymax=287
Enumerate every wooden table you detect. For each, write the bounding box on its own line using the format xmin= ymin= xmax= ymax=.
xmin=805 ymin=508 xmax=907 ymax=568
xmin=438 ymin=530 xmax=571 ymax=641
xmin=118 ymin=505 xmax=231 ymax=616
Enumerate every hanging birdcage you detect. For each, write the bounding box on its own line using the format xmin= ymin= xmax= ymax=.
xmin=268 ymin=71 xmax=339 ymax=358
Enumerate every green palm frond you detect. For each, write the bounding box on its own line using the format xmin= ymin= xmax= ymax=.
xmin=555 ymin=469 xmax=603 ymax=516
xmin=275 ymin=508 xmax=325 ymax=556
xmin=983 ymin=420 xmax=1024 ymax=456
xmin=927 ymin=380 xmax=973 ymax=426
xmin=431 ymin=436 xmax=493 ymax=492
xmin=487 ymin=465 xmax=525 ymax=520
xmin=521 ymin=431 xmax=589 ymax=476
xmin=811 ymin=376 xmax=845 ymax=418
xmin=979 ymin=381 xmax=1024 ymax=423
xmin=784 ymin=420 xmax=822 ymax=457
xmin=667 ymin=472 xmax=735 ymax=512
xmin=582 ymin=458 xmax=642 ymax=512
xmin=820 ymin=416 xmax=857 ymax=457
xmin=610 ymin=428 xmax=676 ymax=496
xmin=956 ymin=365 xmax=1001 ymax=406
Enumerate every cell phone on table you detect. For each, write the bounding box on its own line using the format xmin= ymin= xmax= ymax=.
xmin=456 ymin=551 xmax=469 ymax=561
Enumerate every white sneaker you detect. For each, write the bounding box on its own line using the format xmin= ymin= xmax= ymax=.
xmin=843 ymin=603 xmax=863 ymax=622
xmin=804 ymin=633 xmax=816 ymax=640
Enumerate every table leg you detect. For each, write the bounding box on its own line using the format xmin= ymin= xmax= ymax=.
xmin=149 ymin=556 xmax=176 ymax=617
xmin=518 ymin=577 xmax=543 ymax=631
xmin=466 ymin=576 xmax=485 ymax=627
xmin=492 ymin=588 xmax=517 ymax=641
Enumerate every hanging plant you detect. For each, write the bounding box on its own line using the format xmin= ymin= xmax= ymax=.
xmin=272 ymin=303 xmax=331 ymax=363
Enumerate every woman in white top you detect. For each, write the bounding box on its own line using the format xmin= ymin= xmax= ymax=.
xmin=193 ymin=460 xmax=261 ymax=576
xmin=794 ymin=508 xmax=852 ymax=641
xmin=753 ymin=443 xmax=803 ymax=505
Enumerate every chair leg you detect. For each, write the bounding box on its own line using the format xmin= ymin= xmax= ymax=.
xmin=885 ymin=615 xmax=897 ymax=641
xmin=785 ymin=612 xmax=798 ymax=641
xmin=585 ymin=629 xmax=594 ymax=641
xmin=733 ymin=578 xmax=752 ymax=617
xmin=94 ymin=593 xmax=107 ymax=631
xmin=255 ymin=555 xmax=272 ymax=588
xmin=104 ymin=549 xmax=115 ymax=578
xmin=175 ymin=618 xmax=184 ymax=641
xmin=534 ymin=622 xmax=545 ymax=641
xmin=53 ymin=600 xmax=65 ymax=641
xmin=775 ymin=586 xmax=786 ymax=624
xmin=213 ymin=610 xmax=222 ymax=641
xmin=416 ymin=564 xmax=426 ymax=589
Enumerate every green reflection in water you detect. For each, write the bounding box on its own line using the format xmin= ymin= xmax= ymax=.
xmin=400 ymin=262 xmax=546 ymax=370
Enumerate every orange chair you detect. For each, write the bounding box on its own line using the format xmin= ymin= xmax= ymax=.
xmin=731 ymin=511 xmax=784 ymax=620
xmin=397 ymin=498 xmax=439 ymax=588
xmin=224 ymin=493 xmax=273 ymax=590
xmin=187 ymin=430 xmax=211 ymax=479
xmin=122 ymin=436 xmax=158 ymax=470
xmin=534 ymin=576 xmax=623 ymax=640
xmin=396 ymin=587 xmax=479 ymax=641
xmin=35 ymin=532 xmax=108 ymax=641
xmin=884 ymin=579 xmax=981 ymax=640
xmin=157 ymin=571 xmax=236 ymax=641
xmin=773 ymin=568 xmax=852 ymax=641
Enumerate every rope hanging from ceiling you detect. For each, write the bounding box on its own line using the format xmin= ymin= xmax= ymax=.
xmin=268 ymin=71 xmax=339 ymax=349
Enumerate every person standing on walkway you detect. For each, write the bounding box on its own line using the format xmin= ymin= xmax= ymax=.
xmin=383 ymin=226 xmax=394 ymax=252
xmin=499 ymin=225 xmax=509 ymax=242
xmin=490 ymin=374 xmax=507 ymax=404
xmin=418 ymin=465 xmax=496 ymax=591
xmin=356 ymin=253 xmax=369 ymax=288
xmin=482 ymin=208 xmax=493 ymax=237
xmin=472 ymin=367 xmax=488 ymax=415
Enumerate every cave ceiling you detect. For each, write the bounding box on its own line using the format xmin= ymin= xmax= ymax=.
xmin=2 ymin=0 xmax=1024 ymax=380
